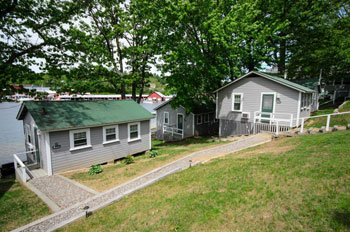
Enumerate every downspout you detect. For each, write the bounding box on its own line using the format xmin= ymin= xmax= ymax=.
xmin=296 ymin=92 xmax=301 ymax=127
xmin=45 ymin=132 xmax=52 ymax=176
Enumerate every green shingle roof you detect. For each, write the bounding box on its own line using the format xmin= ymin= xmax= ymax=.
xmin=214 ymin=71 xmax=315 ymax=93
xmin=256 ymin=72 xmax=315 ymax=93
xmin=17 ymin=100 xmax=154 ymax=132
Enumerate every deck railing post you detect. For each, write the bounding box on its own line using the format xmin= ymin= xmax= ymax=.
xmin=276 ymin=121 xmax=279 ymax=136
xmin=326 ymin=115 xmax=331 ymax=132
xmin=22 ymin=166 xmax=26 ymax=182
xmin=300 ymin=118 xmax=304 ymax=133
xmin=290 ymin=114 xmax=293 ymax=127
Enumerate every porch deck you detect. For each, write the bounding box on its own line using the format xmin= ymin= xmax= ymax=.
xmin=30 ymin=168 xmax=47 ymax=179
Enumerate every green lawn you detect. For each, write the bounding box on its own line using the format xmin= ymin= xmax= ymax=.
xmin=63 ymin=137 xmax=230 ymax=192
xmin=0 ymin=177 xmax=50 ymax=232
xmin=306 ymin=101 xmax=350 ymax=128
xmin=60 ymin=131 xmax=350 ymax=231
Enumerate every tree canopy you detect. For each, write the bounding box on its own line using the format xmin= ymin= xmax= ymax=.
xmin=1 ymin=0 xmax=349 ymax=108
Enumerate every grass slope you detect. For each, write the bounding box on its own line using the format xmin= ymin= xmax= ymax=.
xmin=306 ymin=101 xmax=350 ymax=128
xmin=61 ymin=131 xmax=350 ymax=231
xmin=0 ymin=177 xmax=50 ymax=231
xmin=63 ymin=137 xmax=230 ymax=192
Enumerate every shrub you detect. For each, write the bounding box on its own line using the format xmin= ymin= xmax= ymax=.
xmin=149 ymin=150 xmax=159 ymax=158
xmin=88 ymin=164 xmax=103 ymax=175
xmin=124 ymin=155 xmax=135 ymax=164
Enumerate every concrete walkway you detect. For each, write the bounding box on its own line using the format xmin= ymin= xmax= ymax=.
xmin=13 ymin=133 xmax=272 ymax=232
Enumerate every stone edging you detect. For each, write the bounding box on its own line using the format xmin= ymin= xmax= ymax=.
xmin=49 ymin=167 xmax=182 ymax=231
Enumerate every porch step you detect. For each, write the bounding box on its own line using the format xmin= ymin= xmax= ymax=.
xmin=30 ymin=169 xmax=47 ymax=179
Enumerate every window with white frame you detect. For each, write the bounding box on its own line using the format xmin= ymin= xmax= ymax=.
xmin=232 ymin=93 xmax=243 ymax=111
xmin=204 ymin=114 xmax=209 ymax=123
xmin=103 ymin=125 xmax=119 ymax=144
xmin=69 ymin=128 xmax=91 ymax=150
xmin=128 ymin=122 xmax=140 ymax=141
xmin=25 ymin=124 xmax=32 ymax=145
xmin=197 ymin=115 xmax=202 ymax=124
xmin=308 ymin=94 xmax=312 ymax=105
xmin=164 ymin=112 xmax=169 ymax=124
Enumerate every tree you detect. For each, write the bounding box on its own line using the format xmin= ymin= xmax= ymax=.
xmin=0 ymin=0 xmax=82 ymax=100
xmin=286 ymin=1 xmax=350 ymax=82
xmin=156 ymin=0 xmax=276 ymax=112
xmin=49 ymin=0 xmax=160 ymax=103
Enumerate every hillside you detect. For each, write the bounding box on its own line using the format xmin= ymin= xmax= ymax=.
xmin=61 ymin=131 xmax=350 ymax=231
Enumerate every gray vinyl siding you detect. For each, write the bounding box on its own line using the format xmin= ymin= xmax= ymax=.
xmin=49 ymin=120 xmax=150 ymax=173
xmin=39 ymin=133 xmax=48 ymax=173
xmin=299 ymin=108 xmax=311 ymax=119
xmin=156 ymin=104 xmax=193 ymax=140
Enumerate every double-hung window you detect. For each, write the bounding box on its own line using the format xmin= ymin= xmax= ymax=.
xmin=103 ymin=125 xmax=119 ymax=144
xmin=232 ymin=93 xmax=243 ymax=112
xmin=69 ymin=128 xmax=91 ymax=151
xmin=128 ymin=122 xmax=141 ymax=142
xmin=164 ymin=112 xmax=169 ymax=124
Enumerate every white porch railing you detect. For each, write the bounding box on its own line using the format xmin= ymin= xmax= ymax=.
xmin=163 ymin=125 xmax=184 ymax=139
xmin=254 ymin=111 xmax=294 ymax=127
xmin=13 ymin=154 xmax=29 ymax=183
xmin=253 ymin=111 xmax=294 ymax=135
xmin=299 ymin=111 xmax=350 ymax=133
xmin=254 ymin=122 xmax=291 ymax=136
xmin=13 ymin=150 xmax=37 ymax=182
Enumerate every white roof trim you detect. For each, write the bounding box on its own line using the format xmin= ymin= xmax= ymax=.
xmin=213 ymin=71 xmax=314 ymax=94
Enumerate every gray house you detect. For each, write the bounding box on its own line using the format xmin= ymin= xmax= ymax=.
xmin=16 ymin=100 xmax=153 ymax=177
xmin=214 ymin=71 xmax=316 ymax=136
xmin=155 ymin=100 xmax=218 ymax=141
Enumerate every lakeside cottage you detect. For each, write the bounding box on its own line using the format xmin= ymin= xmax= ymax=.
xmin=214 ymin=71 xmax=316 ymax=136
xmin=155 ymin=100 xmax=218 ymax=141
xmin=16 ymin=100 xmax=154 ymax=176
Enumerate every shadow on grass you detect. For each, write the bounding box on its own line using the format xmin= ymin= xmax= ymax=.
xmin=319 ymin=100 xmax=344 ymax=110
xmin=0 ymin=175 xmax=15 ymax=199
xmin=333 ymin=210 xmax=350 ymax=227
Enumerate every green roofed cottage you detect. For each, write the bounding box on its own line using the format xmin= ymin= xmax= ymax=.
xmin=16 ymin=100 xmax=154 ymax=177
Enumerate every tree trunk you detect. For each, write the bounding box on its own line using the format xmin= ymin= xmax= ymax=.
xmin=116 ymin=39 xmax=125 ymax=99
xmin=278 ymin=39 xmax=286 ymax=75
xmin=131 ymin=81 xmax=137 ymax=101
xmin=248 ymin=61 xmax=255 ymax=72
xmin=120 ymin=82 xmax=126 ymax=99
xmin=137 ymin=63 xmax=147 ymax=104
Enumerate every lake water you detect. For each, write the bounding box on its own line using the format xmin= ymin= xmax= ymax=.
xmin=0 ymin=102 xmax=25 ymax=165
xmin=0 ymin=101 xmax=161 ymax=166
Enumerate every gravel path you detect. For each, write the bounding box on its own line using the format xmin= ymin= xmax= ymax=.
xmin=14 ymin=134 xmax=271 ymax=232
xmin=30 ymin=175 xmax=95 ymax=209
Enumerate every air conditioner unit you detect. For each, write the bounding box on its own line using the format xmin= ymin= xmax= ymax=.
xmin=242 ymin=112 xmax=250 ymax=119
